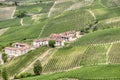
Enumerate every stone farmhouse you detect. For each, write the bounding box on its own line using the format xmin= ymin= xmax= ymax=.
xmin=4 ymin=43 xmax=30 ymax=57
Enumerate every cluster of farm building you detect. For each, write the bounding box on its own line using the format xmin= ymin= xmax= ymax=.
xmin=4 ymin=31 xmax=81 ymax=57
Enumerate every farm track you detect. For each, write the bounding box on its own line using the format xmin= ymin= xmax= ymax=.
xmin=0 ymin=28 xmax=9 ymax=36
xmin=38 ymin=23 xmax=47 ymax=38
xmin=20 ymin=18 xmax=24 ymax=26
xmin=87 ymin=9 xmax=96 ymax=20
xmin=106 ymin=43 xmax=113 ymax=64
xmin=11 ymin=6 xmax=16 ymax=18
xmin=19 ymin=49 xmax=54 ymax=74
xmin=48 ymin=1 xmax=56 ymax=17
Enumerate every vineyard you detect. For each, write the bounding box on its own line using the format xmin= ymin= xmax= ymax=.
xmin=100 ymin=0 xmax=120 ymax=8
xmin=16 ymin=2 xmax=54 ymax=14
xmin=43 ymin=46 xmax=86 ymax=73
xmin=0 ymin=0 xmax=120 ymax=80
xmin=72 ymin=28 xmax=120 ymax=46
xmin=80 ymin=44 xmax=109 ymax=66
xmin=108 ymin=43 xmax=120 ymax=64
xmin=23 ymin=65 xmax=120 ymax=80
xmin=41 ymin=9 xmax=94 ymax=37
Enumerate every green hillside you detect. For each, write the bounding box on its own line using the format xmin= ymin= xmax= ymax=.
xmin=0 ymin=0 xmax=120 ymax=80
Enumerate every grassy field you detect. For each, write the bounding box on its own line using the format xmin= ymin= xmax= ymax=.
xmin=80 ymin=44 xmax=109 ymax=66
xmin=0 ymin=19 xmax=46 ymax=50
xmin=22 ymin=65 xmax=120 ymax=80
xmin=43 ymin=46 xmax=86 ymax=73
xmin=0 ymin=18 xmax=20 ymax=29
xmin=4 ymin=47 xmax=48 ymax=76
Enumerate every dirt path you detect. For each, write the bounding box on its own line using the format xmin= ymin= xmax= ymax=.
xmin=38 ymin=23 xmax=47 ymax=38
xmin=19 ymin=49 xmax=53 ymax=74
xmin=0 ymin=28 xmax=9 ymax=36
xmin=41 ymin=49 xmax=57 ymax=66
xmin=48 ymin=1 xmax=56 ymax=17
xmin=87 ymin=9 xmax=96 ymax=19
xmin=20 ymin=18 xmax=24 ymax=26
xmin=11 ymin=6 xmax=16 ymax=18
xmin=106 ymin=43 xmax=113 ymax=64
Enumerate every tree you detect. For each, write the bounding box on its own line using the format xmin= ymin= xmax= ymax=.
xmin=2 ymin=67 xmax=8 ymax=80
xmin=15 ymin=10 xmax=26 ymax=18
xmin=33 ymin=60 xmax=42 ymax=75
xmin=2 ymin=53 xmax=7 ymax=63
xmin=92 ymin=25 xmax=98 ymax=32
xmin=49 ymin=40 xmax=55 ymax=48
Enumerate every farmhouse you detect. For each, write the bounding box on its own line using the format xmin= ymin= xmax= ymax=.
xmin=4 ymin=43 xmax=30 ymax=57
xmin=50 ymin=31 xmax=79 ymax=42
xmin=32 ymin=30 xmax=80 ymax=48
xmin=54 ymin=39 xmax=65 ymax=46
xmin=33 ymin=38 xmax=65 ymax=48
xmin=33 ymin=38 xmax=49 ymax=48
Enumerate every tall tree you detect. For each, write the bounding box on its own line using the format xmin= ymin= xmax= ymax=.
xmin=2 ymin=67 xmax=8 ymax=80
xmin=15 ymin=10 xmax=26 ymax=18
xmin=49 ymin=40 xmax=55 ymax=48
xmin=33 ymin=60 xmax=42 ymax=75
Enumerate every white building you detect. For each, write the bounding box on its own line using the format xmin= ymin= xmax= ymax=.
xmin=33 ymin=38 xmax=49 ymax=48
xmin=54 ymin=39 xmax=65 ymax=46
xmin=4 ymin=43 xmax=30 ymax=57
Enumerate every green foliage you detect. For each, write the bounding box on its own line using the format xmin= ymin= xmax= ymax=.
xmin=33 ymin=60 xmax=42 ymax=75
xmin=2 ymin=53 xmax=7 ymax=63
xmin=15 ymin=10 xmax=26 ymax=18
xmin=49 ymin=40 xmax=55 ymax=48
xmin=2 ymin=67 xmax=8 ymax=80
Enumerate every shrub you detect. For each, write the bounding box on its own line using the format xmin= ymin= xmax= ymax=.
xmin=15 ymin=10 xmax=26 ymax=18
